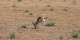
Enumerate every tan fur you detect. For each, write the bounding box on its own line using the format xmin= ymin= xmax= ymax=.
xmin=32 ymin=14 xmax=48 ymax=29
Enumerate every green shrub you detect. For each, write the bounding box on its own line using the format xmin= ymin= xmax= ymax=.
xmin=71 ymin=30 xmax=79 ymax=38
xmin=9 ymin=32 xmax=15 ymax=39
xmin=78 ymin=30 xmax=80 ymax=33
xmin=21 ymin=23 xmax=27 ymax=28
xmin=46 ymin=21 xmax=54 ymax=26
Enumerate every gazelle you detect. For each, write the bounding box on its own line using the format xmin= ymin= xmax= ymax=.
xmin=32 ymin=14 xmax=48 ymax=29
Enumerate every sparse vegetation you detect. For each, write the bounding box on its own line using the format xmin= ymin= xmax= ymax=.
xmin=63 ymin=9 xmax=68 ymax=11
xmin=73 ymin=0 xmax=76 ymax=5
xmin=49 ymin=8 xmax=54 ymax=11
xmin=47 ymin=5 xmax=50 ymax=7
xmin=12 ymin=5 xmax=16 ymax=7
xmin=47 ymin=5 xmax=54 ymax=11
xmin=39 ymin=0 xmax=41 ymax=1
xmin=71 ymin=30 xmax=79 ymax=38
xmin=0 ymin=37 xmax=1 ymax=38
xmin=25 ymin=10 xmax=29 ymax=13
xmin=17 ymin=0 xmax=22 ymax=2
xmin=9 ymin=32 xmax=15 ymax=39
xmin=46 ymin=21 xmax=54 ymax=27
xmin=78 ymin=30 xmax=80 ymax=33
xmin=29 ymin=13 xmax=33 ymax=15
xmin=59 ymin=33 xmax=63 ymax=40
xmin=8 ymin=0 xmax=10 ymax=1
xmin=21 ymin=23 xmax=27 ymax=28
xmin=64 ymin=0 xmax=66 ymax=2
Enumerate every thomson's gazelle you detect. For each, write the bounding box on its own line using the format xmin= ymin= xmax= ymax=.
xmin=32 ymin=14 xmax=48 ymax=29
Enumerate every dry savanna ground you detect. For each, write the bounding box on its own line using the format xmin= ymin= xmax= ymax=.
xmin=0 ymin=0 xmax=80 ymax=40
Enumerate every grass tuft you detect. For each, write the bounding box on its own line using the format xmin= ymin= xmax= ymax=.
xmin=64 ymin=0 xmax=66 ymax=2
xmin=63 ymin=9 xmax=68 ymax=11
xmin=78 ymin=30 xmax=80 ymax=33
xmin=17 ymin=0 xmax=22 ymax=2
xmin=46 ymin=21 xmax=54 ymax=27
xmin=47 ymin=5 xmax=50 ymax=7
xmin=59 ymin=33 xmax=63 ymax=40
xmin=71 ymin=30 xmax=79 ymax=38
xmin=12 ymin=5 xmax=16 ymax=7
xmin=25 ymin=10 xmax=29 ymax=13
xmin=39 ymin=0 xmax=41 ymax=1
xmin=73 ymin=0 xmax=76 ymax=5
xmin=29 ymin=13 xmax=33 ymax=15
xmin=49 ymin=8 xmax=54 ymax=11
xmin=9 ymin=32 xmax=15 ymax=39
xmin=21 ymin=23 xmax=27 ymax=28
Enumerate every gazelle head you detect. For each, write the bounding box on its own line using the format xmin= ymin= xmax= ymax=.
xmin=38 ymin=14 xmax=48 ymax=24
xmin=38 ymin=14 xmax=48 ymax=19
